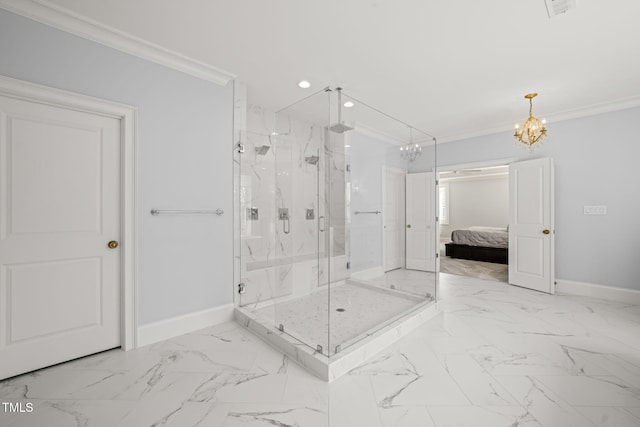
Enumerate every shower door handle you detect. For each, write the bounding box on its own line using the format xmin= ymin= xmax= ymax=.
xmin=319 ymin=216 xmax=325 ymax=232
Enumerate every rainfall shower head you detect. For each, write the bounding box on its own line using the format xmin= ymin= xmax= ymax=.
xmin=255 ymin=145 xmax=271 ymax=155
xmin=329 ymin=122 xmax=354 ymax=134
xmin=305 ymin=155 xmax=320 ymax=165
xmin=329 ymin=87 xmax=355 ymax=134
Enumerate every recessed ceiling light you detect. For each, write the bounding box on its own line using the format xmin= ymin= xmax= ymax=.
xmin=343 ymin=101 xmax=355 ymax=108
xmin=298 ymin=80 xmax=311 ymax=89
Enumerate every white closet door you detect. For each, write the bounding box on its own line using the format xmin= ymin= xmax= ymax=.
xmin=384 ymin=168 xmax=404 ymax=272
xmin=406 ymin=172 xmax=436 ymax=272
xmin=0 ymin=95 xmax=121 ymax=380
xmin=508 ymin=157 xmax=555 ymax=293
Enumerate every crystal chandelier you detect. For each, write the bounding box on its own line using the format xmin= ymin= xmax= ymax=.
xmin=514 ymin=93 xmax=547 ymax=152
xmin=400 ymin=126 xmax=422 ymax=162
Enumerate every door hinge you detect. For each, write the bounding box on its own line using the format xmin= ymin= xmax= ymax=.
xmin=346 ymin=261 xmax=351 ymax=270
xmin=236 ymin=142 xmax=245 ymax=153
xmin=238 ymin=283 xmax=246 ymax=294
xmin=346 ymin=164 xmax=351 ymax=172
xmin=436 ymin=216 xmax=439 ymax=222
xmin=436 ymin=179 xmax=439 ymax=185
xmin=436 ymin=253 xmax=439 ymax=258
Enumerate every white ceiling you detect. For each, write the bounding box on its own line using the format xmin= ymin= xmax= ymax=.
xmin=42 ymin=0 xmax=640 ymax=142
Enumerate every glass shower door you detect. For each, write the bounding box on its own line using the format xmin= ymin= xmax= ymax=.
xmin=237 ymin=115 xmax=289 ymax=319
xmin=271 ymin=89 xmax=332 ymax=355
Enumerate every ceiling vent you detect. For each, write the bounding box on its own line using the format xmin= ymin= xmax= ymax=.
xmin=544 ymin=0 xmax=576 ymax=18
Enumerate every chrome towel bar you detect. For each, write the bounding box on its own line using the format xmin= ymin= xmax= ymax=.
xmin=354 ymin=210 xmax=381 ymax=215
xmin=150 ymin=208 xmax=224 ymax=216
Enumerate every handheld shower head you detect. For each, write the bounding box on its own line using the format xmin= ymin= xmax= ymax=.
xmin=255 ymin=145 xmax=271 ymax=155
xmin=305 ymin=155 xmax=320 ymax=165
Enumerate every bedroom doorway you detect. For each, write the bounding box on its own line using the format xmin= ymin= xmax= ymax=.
xmin=438 ymin=163 xmax=510 ymax=283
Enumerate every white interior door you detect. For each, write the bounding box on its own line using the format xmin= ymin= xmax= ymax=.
xmin=406 ymin=172 xmax=436 ymax=272
xmin=384 ymin=168 xmax=405 ymax=272
xmin=0 ymin=94 xmax=121 ymax=380
xmin=508 ymin=157 xmax=554 ymax=293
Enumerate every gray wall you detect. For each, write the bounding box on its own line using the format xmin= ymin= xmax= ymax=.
xmin=349 ymin=131 xmax=408 ymax=272
xmin=411 ymin=107 xmax=640 ymax=291
xmin=441 ymin=176 xmax=509 ymax=239
xmin=0 ymin=10 xmax=234 ymax=324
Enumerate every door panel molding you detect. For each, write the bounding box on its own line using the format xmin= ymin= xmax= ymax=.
xmin=405 ymin=172 xmax=436 ymax=272
xmin=508 ymin=157 xmax=554 ymax=294
xmin=0 ymin=74 xmax=138 ymax=351
xmin=382 ymin=165 xmax=405 ymax=272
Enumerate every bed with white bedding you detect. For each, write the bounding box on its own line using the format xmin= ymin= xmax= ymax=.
xmin=445 ymin=226 xmax=508 ymax=264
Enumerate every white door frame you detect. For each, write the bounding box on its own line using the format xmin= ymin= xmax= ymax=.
xmin=434 ymin=157 xmax=515 ymax=241
xmin=0 ymin=75 xmax=138 ymax=350
xmin=435 ymin=158 xmax=516 ymax=174
xmin=434 ymin=157 xmax=514 ymax=282
xmin=382 ymin=165 xmax=405 ymax=272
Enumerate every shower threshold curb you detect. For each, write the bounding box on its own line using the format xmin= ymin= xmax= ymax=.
xmin=234 ymin=300 xmax=439 ymax=382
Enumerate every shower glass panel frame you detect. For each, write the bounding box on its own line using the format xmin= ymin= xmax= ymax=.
xmin=237 ymin=87 xmax=438 ymax=361
xmin=326 ymin=90 xmax=438 ymax=356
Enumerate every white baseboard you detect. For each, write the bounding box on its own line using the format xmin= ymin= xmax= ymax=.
xmin=556 ymin=280 xmax=640 ymax=305
xmin=137 ymin=303 xmax=235 ymax=347
xmin=351 ymin=266 xmax=385 ymax=281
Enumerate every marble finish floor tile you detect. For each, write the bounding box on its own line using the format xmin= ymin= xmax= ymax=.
xmin=427 ymin=405 xmax=542 ymax=427
xmin=376 ymin=406 xmax=435 ymax=427
xmin=440 ymin=255 xmax=509 ymax=283
xmin=576 ymin=406 xmax=640 ymax=427
xmin=1 ymin=274 xmax=639 ymax=426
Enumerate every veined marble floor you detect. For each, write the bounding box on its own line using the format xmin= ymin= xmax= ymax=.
xmin=2 ymin=274 xmax=640 ymax=426
xmin=440 ymin=255 xmax=509 ymax=283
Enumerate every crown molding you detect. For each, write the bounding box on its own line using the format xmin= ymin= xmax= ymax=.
xmin=545 ymin=94 xmax=640 ymax=124
xmin=437 ymin=94 xmax=640 ymax=144
xmin=0 ymin=0 xmax=236 ymax=86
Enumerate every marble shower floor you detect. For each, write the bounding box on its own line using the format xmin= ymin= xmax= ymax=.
xmin=2 ymin=274 xmax=640 ymax=426
xmin=440 ymin=255 xmax=509 ymax=283
xmin=354 ymin=268 xmax=437 ymax=297
xmin=252 ymin=282 xmax=426 ymax=354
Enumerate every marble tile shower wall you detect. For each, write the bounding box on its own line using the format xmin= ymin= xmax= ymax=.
xmin=327 ymin=133 xmax=348 ymax=276
xmin=240 ymin=105 xmax=334 ymax=308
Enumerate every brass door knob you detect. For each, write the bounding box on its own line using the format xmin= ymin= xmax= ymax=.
xmin=542 ymin=229 xmax=550 ymax=235
xmin=406 ymin=224 xmax=411 ymax=229
xmin=108 ymin=240 xmax=119 ymax=249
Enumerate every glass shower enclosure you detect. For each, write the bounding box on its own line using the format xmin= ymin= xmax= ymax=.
xmin=237 ymin=87 xmax=437 ymax=365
